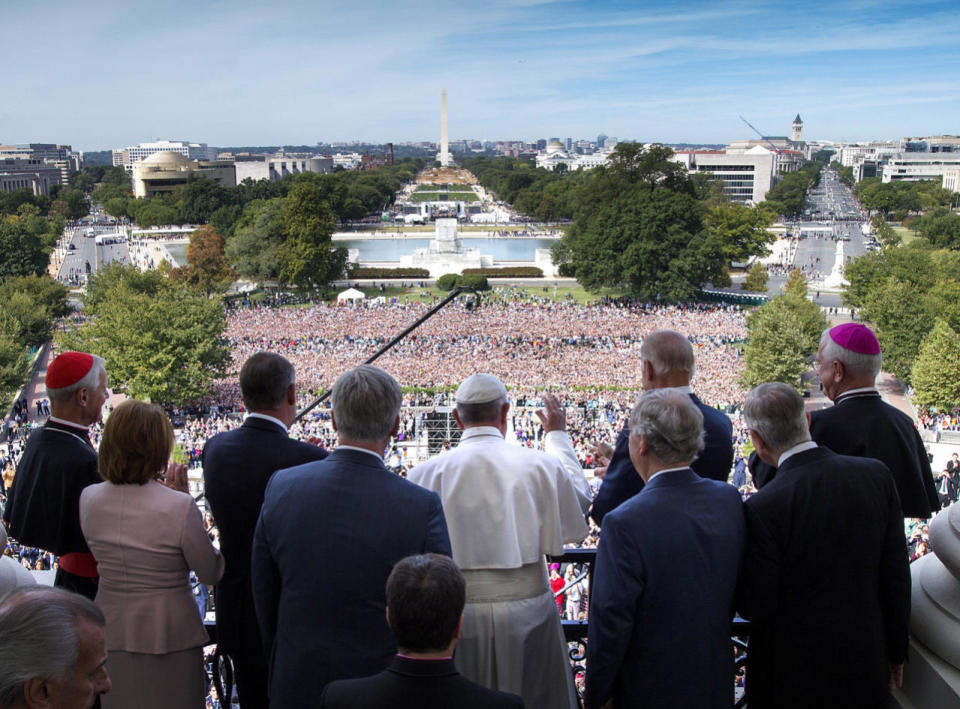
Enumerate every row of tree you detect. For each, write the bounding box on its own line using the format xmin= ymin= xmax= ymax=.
xmin=854 ymin=177 xmax=955 ymax=221
xmin=89 ymin=160 xmax=425 ymax=231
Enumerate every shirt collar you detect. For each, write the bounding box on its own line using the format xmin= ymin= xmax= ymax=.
xmin=336 ymin=444 xmax=385 ymax=461
xmin=245 ymin=412 xmax=288 ymax=433
xmin=660 ymin=385 xmax=693 ymax=395
xmin=835 ymin=386 xmax=879 ymax=399
xmin=646 ymin=465 xmax=690 ymax=483
xmin=460 ymin=426 xmax=504 ymax=441
xmin=777 ymin=440 xmax=818 ymax=467
xmin=46 ymin=415 xmax=90 ymax=432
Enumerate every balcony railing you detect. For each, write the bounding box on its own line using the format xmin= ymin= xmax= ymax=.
xmin=205 ymin=549 xmax=752 ymax=708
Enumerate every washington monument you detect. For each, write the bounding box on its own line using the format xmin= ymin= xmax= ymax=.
xmin=439 ymin=89 xmax=451 ymax=167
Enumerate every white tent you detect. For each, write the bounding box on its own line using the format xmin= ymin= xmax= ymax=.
xmin=337 ymin=288 xmax=366 ymax=303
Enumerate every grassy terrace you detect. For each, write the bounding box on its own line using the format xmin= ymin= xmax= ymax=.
xmin=249 ymin=283 xmax=626 ymax=306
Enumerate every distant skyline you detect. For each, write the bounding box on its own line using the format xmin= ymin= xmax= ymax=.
xmin=4 ymin=0 xmax=958 ymax=152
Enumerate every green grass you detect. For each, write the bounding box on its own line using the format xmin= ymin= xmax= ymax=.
xmin=892 ymin=225 xmax=919 ymax=245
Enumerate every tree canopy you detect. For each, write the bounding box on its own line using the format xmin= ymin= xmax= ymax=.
xmin=550 ymin=142 xmax=776 ymax=300
xmin=912 ymin=319 xmax=960 ymax=413
xmin=742 ymin=273 xmax=827 ymax=389
xmin=60 ymin=264 xmax=231 ymax=406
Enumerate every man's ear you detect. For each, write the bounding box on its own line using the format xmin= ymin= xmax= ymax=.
xmin=286 ymin=383 xmax=296 ymax=406
xmin=23 ymin=676 xmax=53 ymax=708
xmin=452 ymin=409 xmax=465 ymax=431
xmin=331 ymin=412 xmax=338 ymax=432
xmin=390 ymin=415 xmax=400 ymax=438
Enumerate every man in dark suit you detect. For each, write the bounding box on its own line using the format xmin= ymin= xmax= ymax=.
xmin=203 ymin=352 xmax=328 ymax=708
xmin=737 ymin=383 xmax=910 ymax=709
xmin=590 ymin=329 xmax=734 ymax=525
xmin=252 ymin=365 xmax=452 ymax=709
xmin=754 ymin=323 xmax=940 ymax=519
xmin=585 ymin=390 xmax=745 ymax=709
xmin=319 ymin=554 xmax=523 ymax=709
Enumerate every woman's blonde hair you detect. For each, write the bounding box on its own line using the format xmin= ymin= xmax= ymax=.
xmin=98 ymin=399 xmax=173 ymax=485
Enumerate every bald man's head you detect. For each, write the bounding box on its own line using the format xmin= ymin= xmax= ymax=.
xmin=640 ymin=330 xmax=695 ymax=389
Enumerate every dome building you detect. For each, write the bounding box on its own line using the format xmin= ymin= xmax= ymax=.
xmin=132 ymin=150 xmax=236 ymax=198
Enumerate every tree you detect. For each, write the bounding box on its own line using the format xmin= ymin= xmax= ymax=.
xmin=0 ymin=310 xmax=27 ymax=399
xmin=552 ymin=143 xmax=727 ymax=301
xmin=869 ymin=216 xmax=900 ymax=248
xmin=0 ymin=274 xmax=69 ymax=349
xmin=914 ymin=208 xmax=960 ymax=249
xmin=277 ymin=182 xmax=347 ymax=289
xmin=742 ymin=263 xmax=769 ymax=292
xmin=742 ymin=292 xmax=827 ymax=389
xmin=705 ymin=203 xmax=775 ymax=263
xmin=60 ymin=265 xmax=230 ymax=406
xmin=181 ymin=225 xmax=234 ymax=295
xmin=555 ymin=186 xmax=725 ymax=301
xmin=0 ymin=216 xmax=53 ymax=279
xmin=0 ymin=274 xmax=70 ymax=320
xmin=912 ymin=320 xmax=960 ymax=412
xmin=178 ymin=177 xmax=233 ymax=224
xmin=226 ymin=200 xmax=285 ymax=285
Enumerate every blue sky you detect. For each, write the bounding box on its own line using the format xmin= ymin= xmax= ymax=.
xmin=3 ymin=0 xmax=958 ymax=150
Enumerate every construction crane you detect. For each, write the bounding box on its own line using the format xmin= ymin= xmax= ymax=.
xmin=739 ymin=115 xmax=784 ymax=155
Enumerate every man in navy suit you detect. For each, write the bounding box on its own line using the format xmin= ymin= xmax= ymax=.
xmin=585 ymin=389 xmax=745 ymax=709
xmin=319 ymin=554 xmax=523 ymax=709
xmin=590 ymin=329 xmax=734 ymax=525
xmin=737 ymin=383 xmax=909 ymax=708
xmin=252 ymin=365 xmax=452 ymax=709
xmin=203 ymin=352 xmax=328 ymax=708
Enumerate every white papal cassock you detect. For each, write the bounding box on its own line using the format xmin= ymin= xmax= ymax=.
xmin=408 ymin=426 xmax=591 ymax=709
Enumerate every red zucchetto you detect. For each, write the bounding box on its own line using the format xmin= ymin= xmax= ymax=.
xmin=45 ymin=351 xmax=95 ymax=389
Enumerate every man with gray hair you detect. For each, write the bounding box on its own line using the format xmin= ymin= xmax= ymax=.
xmin=585 ymin=389 xmax=745 ymax=709
xmin=202 ymin=352 xmax=328 ymax=708
xmin=252 ymin=365 xmax=451 ymax=709
xmin=737 ymin=382 xmax=910 ymax=709
xmin=3 ymin=351 xmax=108 ymax=600
xmin=0 ymin=586 xmax=111 ymax=709
xmin=408 ymin=374 xmax=590 ymax=709
xmin=808 ymin=322 xmax=939 ymax=518
xmin=590 ymin=329 xmax=735 ymax=525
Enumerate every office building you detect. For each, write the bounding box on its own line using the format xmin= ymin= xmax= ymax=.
xmin=673 ymin=147 xmax=776 ymax=205
xmin=113 ymin=140 xmax=218 ymax=170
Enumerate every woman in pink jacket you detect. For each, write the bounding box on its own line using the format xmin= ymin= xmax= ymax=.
xmin=80 ymin=399 xmax=224 ymax=709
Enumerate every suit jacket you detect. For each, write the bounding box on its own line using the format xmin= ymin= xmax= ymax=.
xmin=252 ymin=448 xmax=452 ymax=709
xmin=202 ymin=416 xmax=327 ymax=655
xmin=585 ymin=468 xmax=745 ymax=709
xmin=737 ymin=446 xmax=910 ymax=709
xmin=808 ymin=392 xmax=940 ymax=518
xmin=590 ymin=393 xmax=734 ymax=525
xmin=79 ymin=480 xmax=224 ymax=653
xmin=318 ymin=655 xmax=524 ymax=709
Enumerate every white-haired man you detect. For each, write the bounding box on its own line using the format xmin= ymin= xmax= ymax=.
xmin=3 ymin=352 xmax=108 ymax=600
xmin=0 ymin=586 xmax=111 ymax=709
xmin=408 ymin=374 xmax=591 ymax=709
xmin=738 ymin=382 xmax=909 ymax=708
xmin=753 ymin=323 xmax=940 ymax=518
xmin=586 ymin=390 xmax=745 ymax=709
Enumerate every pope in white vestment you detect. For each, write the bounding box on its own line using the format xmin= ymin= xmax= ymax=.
xmin=408 ymin=375 xmax=591 ymax=709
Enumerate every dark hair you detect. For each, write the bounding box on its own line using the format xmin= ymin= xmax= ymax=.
xmin=240 ymin=352 xmax=295 ymax=411
xmin=386 ymin=554 xmax=465 ymax=652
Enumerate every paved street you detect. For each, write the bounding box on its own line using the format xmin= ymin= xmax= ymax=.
xmin=55 ymin=218 xmax=131 ymax=284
